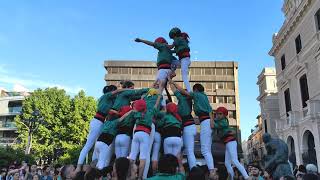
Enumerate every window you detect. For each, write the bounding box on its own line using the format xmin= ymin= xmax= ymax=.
xmin=281 ymin=55 xmax=286 ymax=70
xmin=264 ymin=119 xmax=268 ymax=133
xmin=226 ymin=68 xmax=234 ymax=75
xmin=228 ymin=111 xmax=236 ymax=119
xmin=205 ymin=83 xmax=213 ymax=92
xmin=110 ymin=68 xmax=119 ymax=74
xmin=284 ymin=88 xmax=292 ymax=116
xmin=132 ymin=68 xmax=139 ymax=75
xmin=204 ymin=68 xmax=213 ymax=75
xmin=212 ymin=96 xmax=216 ymax=103
xmin=217 ymin=82 xmax=224 ymax=89
xmin=226 ymin=82 xmax=235 ymax=90
xmin=208 ymin=96 xmax=213 ymax=103
xmin=315 ymin=8 xmax=320 ymax=31
xmin=217 ymin=96 xmax=224 ymax=103
xmin=194 ymin=68 xmax=201 ymax=75
xmin=141 ymin=81 xmax=148 ymax=88
xmin=227 ymin=96 xmax=235 ymax=104
xmin=121 ymin=68 xmax=129 ymax=74
xmin=299 ymin=74 xmax=309 ymax=108
xmin=295 ymin=35 xmax=302 ymax=54
xmin=216 ymin=68 xmax=223 ymax=75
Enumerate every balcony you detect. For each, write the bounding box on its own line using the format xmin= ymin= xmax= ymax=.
xmin=0 ymin=122 xmax=17 ymax=131
xmin=0 ymin=137 xmax=16 ymax=145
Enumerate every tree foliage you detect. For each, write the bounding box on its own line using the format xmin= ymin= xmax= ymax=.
xmin=0 ymin=146 xmax=35 ymax=167
xmin=14 ymin=88 xmax=96 ymax=164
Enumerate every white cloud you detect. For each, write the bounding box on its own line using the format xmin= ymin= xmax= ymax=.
xmin=0 ymin=64 xmax=84 ymax=94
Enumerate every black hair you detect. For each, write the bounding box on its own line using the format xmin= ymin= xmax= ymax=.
xmin=187 ymin=166 xmax=205 ymax=180
xmin=115 ymin=158 xmax=130 ymax=180
xmin=60 ymin=166 xmax=68 ymax=180
xmin=43 ymin=165 xmax=49 ymax=171
xmin=103 ymin=85 xmax=117 ymax=94
xmin=73 ymin=171 xmax=85 ymax=180
xmin=54 ymin=164 xmax=62 ymax=169
xmin=122 ymin=81 xmax=134 ymax=88
xmin=280 ymin=175 xmax=295 ymax=180
xmin=302 ymin=174 xmax=318 ymax=180
xmin=84 ymin=168 xmax=99 ymax=180
xmin=193 ymin=83 xmax=204 ymax=92
xmin=299 ymin=165 xmax=307 ymax=173
xmin=158 ymin=154 xmax=178 ymax=175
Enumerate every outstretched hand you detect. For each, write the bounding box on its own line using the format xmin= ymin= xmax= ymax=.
xmin=135 ymin=38 xmax=142 ymax=42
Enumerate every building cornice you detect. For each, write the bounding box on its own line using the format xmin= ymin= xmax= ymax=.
xmin=269 ymin=0 xmax=314 ymax=57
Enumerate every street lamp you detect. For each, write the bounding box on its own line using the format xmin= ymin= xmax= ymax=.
xmin=23 ymin=109 xmax=45 ymax=154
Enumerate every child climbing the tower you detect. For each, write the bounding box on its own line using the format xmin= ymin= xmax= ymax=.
xmin=213 ymin=107 xmax=249 ymax=180
xmin=135 ymin=37 xmax=176 ymax=94
xmin=169 ymin=78 xmax=216 ymax=178
xmin=168 ymin=27 xmax=192 ymax=92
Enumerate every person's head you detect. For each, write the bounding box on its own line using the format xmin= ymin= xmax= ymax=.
xmin=132 ymin=99 xmax=147 ymax=112
xmin=158 ymin=154 xmax=179 ymax=174
xmin=73 ymin=171 xmax=85 ymax=180
xmin=302 ymin=173 xmax=319 ymax=180
xmin=263 ymin=133 xmax=272 ymax=143
xmin=306 ymin=164 xmax=318 ymax=174
xmin=43 ymin=166 xmax=50 ymax=174
xmin=169 ymin=27 xmax=181 ymax=39
xmin=0 ymin=169 xmax=6 ymax=177
xmin=216 ymin=107 xmax=228 ymax=120
xmin=84 ymin=168 xmax=99 ymax=180
xmin=280 ymin=176 xmax=295 ymax=180
xmin=122 ymin=81 xmax=134 ymax=89
xmin=181 ymin=32 xmax=190 ymax=43
xmin=113 ymin=158 xmax=130 ymax=180
xmin=13 ymin=172 xmax=19 ymax=180
xmin=187 ymin=166 xmax=205 ymax=180
xmin=166 ymin=103 xmax=181 ymax=121
xmin=32 ymin=175 xmax=41 ymax=180
xmin=193 ymin=83 xmax=204 ymax=92
xmin=155 ymin=37 xmax=168 ymax=44
xmin=248 ymin=163 xmax=261 ymax=177
xmin=147 ymin=88 xmax=158 ymax=96
xmin=299 ymin=165 xmax=307 ymax=173
xmin=30 ymin=165 xmax=37 ymax=173
xmin=36 ymin=168 xmax=42 ymax=175
xmin=103 ymin=85 xmax=117 ymax=94
xmin=60 ymin=165 xmax=76 ymax=180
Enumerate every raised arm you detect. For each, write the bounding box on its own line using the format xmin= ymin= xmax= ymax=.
xmin=111 ymin=88 xmax=134 ymax=95
xmin=168 ymin=78 xmax=190 ymax=96
xmin=118 ymin=110 xmax=133 ymax=122
xmin=135 ymin=38 xmax=154 ymax=47
xmin=154 ymin=95 xmax=162 ymax=108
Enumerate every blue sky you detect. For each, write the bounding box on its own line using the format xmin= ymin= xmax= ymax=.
xmin=0 ymin=0 xmax=284 ymax=140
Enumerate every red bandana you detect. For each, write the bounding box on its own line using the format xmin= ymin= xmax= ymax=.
xmin=166 ymin=103 xmax=181 ymax=121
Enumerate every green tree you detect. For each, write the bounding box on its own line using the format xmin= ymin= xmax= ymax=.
xmin=0 ymin=146 xmax=35 ymax=167
xmin=14 ymin=88 xmax=96 ymax=164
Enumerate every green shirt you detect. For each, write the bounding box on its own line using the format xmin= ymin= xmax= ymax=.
xmin=174 ymin=91 xmax=192 ymax=117
xmin=112 ymin=88 xmax=149 ymax=111
xmin=97 ymin=92 xmax=115 ymax=115
xmin=147 ymin=173 xmax=186 ymax=180
xmin=100 ymin=119 xmax=119 ymax=136
xmin=190 ymin=92 xmax=212 ymax=116
xmin=117 ymin=114 xmax=135 ymax=136
xmin=133 ymin=108 xmax=158 ymax=128
xmin=154 ymin=111 xmax=166 ymax=132
xmin=173 ymin=37 xmax=190 ymax=54
xmin=213 ymin=118 xmax=235 ymax=137
xmin=162 ymin=114 xmax=181 ymax=129
xmin=154 ymin=42 xmax=173 ymax=66
xmin=144 ymin=94 xmax=163 ymax=111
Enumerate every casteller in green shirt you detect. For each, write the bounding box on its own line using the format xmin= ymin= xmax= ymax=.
xmin=174 ymin=90 xmax=192 ymax=117
xmin=112 ymin=88 xmax=149 ymax=111
xmin=146 ymin=173 xmax=186 ymax=180
xmin=189 ymin=91 xmax=212 ymax=116
xmin=154 ymin=42 xmax=173 ymax=67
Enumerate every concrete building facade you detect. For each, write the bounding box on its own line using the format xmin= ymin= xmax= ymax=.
xmin=257 ymin=67 xmax=280 ymax=137
xmin=0 ymin=90 xmax=27 ymax=146
xmin=269 ymin=0 xmax=320 ymax=167
xmin=247 ymin=115 xmax=264 ymax=164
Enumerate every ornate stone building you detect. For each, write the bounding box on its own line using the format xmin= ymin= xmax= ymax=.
xmin=269 ymin=0 xmax=320 ymax=167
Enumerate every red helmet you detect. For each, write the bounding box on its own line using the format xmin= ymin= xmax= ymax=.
xmin=216 ymin=107 xmax=228 ymax=116
xmin=133 ymin=99 xmax=147 ymax=112
xmin=155 ymin=37 xmax=168 ymax=44
xmin=119 ymin=105 xmax=132 ymax=117
xmin=166 ymin=103 xmax=181 ymax=121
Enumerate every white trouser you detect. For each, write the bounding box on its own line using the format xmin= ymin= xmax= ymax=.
xmin=77 ymin=118 xmax=103 ymax=165
xmin=115 ymin=134 xmax=131 ymax=158
xmin=129 ymin=131 xmax=150 ymax=160
xmin=143 ymin=123 xmax=155 ymax=179
xmin=156 ymin=69 xmax=172 ymax=81
xmin=200 ymin=119 xmax=214 ymax=170
xmin=94 ymin=141 xmax=112 ymax=170
xmin=152 ymin=132 xmax=162 ymax=161
xmin=164 ymin=136 xmax=183 ymax=156
xmin=181 ymin=57 xmax=191 ymax=92
xmin=225 ymin=141 xmax=249 ymax=179
xmin=183 ymin=124 xmax=197 ymax=169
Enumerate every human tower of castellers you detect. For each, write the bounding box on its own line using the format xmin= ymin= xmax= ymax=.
xmin=76 ymin=27 xmax=249 ymax=179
